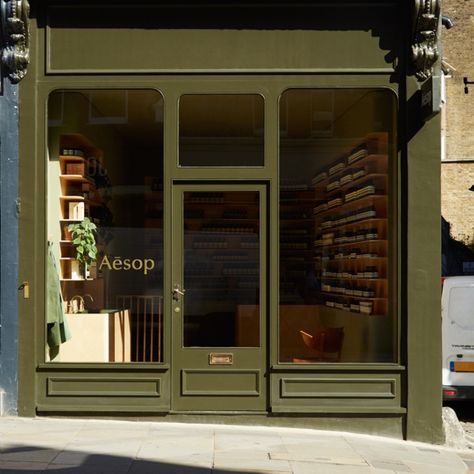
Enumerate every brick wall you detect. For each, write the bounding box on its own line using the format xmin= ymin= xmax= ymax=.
xmin=441 ymin=162 xmax=474 ymax=243
xmin=443 ymin=0 xmax=474 ymax=161
xmin=441 ymin=1 xmax=474 ymax=241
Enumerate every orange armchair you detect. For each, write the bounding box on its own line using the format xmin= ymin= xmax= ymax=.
xmin=293 ymin=327 xmax=344 ymax=363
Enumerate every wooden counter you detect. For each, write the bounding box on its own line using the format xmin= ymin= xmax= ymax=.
xmin=59 ymin=310 xmax=131 ymax=362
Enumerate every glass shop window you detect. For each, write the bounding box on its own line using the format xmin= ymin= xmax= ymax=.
xmin=47 ymin=89 xmax=164 ymax=363
xmin=179 ymin=94 xmax=264 ymax=166
xmin=279 ymin=88 xmax=397 ymax=364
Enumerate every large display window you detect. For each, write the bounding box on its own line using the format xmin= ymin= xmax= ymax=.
xmin=278 ymin=88 xmax=397 ymax=363
xmin=45 ymin=87 xmax=397 ymax=366
xmin=47 ymin=89 xmax=164 ymax=363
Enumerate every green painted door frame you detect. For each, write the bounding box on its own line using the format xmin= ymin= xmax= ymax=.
xmin=171 ymin=183 xmax=268 ymax=412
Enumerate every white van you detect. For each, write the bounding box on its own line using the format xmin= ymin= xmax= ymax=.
xmin=442 ymin=276 xmax=474 ymax=400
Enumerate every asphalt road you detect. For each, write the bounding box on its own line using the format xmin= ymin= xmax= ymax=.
xmin=446 ymin=401 xmax=474 ymax=422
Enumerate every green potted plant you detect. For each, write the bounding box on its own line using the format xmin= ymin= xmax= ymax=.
xmin=67 ymin=217 xmax=98 ymax=280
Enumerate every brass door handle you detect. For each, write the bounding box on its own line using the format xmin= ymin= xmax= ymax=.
xmin=172 ymin=286 xmax=185 ymax=301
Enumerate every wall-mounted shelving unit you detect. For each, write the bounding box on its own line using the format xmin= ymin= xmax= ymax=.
xmin=184 ymin=191 xmax=260 ymax=302
xmin=312 ymin=132 xmax=389 ymax=317
xmin=56 ymin=133 xmax=106 ymax=310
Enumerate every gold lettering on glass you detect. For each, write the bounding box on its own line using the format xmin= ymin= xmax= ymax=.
xmin=99 ymin=256 xmax=155 ymax=275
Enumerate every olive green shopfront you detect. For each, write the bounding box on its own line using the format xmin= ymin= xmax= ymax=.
xmin=17 ymin=1 xmax=443 ymax=442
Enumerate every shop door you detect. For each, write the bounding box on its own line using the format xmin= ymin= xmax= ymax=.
xmin=171 ymin=183 xmax=267 ymax=411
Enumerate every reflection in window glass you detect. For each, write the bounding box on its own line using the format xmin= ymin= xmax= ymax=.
xmin=47 ymin=89 xmax=164 ymax=363
xmin=279 ymin=89 xmax=396 ymax=364
xmin=179 ymin=94 xmax=264 ymax=166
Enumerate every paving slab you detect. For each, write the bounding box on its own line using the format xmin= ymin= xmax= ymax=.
xmin=215 ymin=433 xmax=284 ymax=451
xmin=137 ymin=437 xmax=213 ymax=462
xmin=0 ymin=417 xmax=472 ymax=474
xmin=403 ymin=460 xmax=467 ymax=474
xmin=271 ymin=452 xmax=368 ymax=466
xmin=0 ymin=460 xmax=49 ymax=472
xmin=0 ymin=446 xmax=60 ymax=463
xmin=213 ymin=454 xmax=291 ymax=473
xmin=290 ymin=461 xmax=378 ymax=474
xmin=46 ymin=464 xmax=132 ymax=473
xmin=129 ymin=460 xmax=212 ymax=474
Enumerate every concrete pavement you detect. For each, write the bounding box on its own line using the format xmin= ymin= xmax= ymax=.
xmin=0 ymin=417 xmax=473 ymax=473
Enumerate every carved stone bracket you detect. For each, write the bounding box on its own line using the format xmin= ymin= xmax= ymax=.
xmin=412 ymin=0 xmax=441 ymax=81
xmin=0 ymin=0 xmax=29 ymax=84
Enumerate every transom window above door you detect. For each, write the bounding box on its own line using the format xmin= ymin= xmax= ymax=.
xmin=179 ymin=94 xmax=264 ymax=167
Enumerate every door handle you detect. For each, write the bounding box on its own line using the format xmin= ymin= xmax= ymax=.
xmin=18 ymin=281 xmax=29 ymax=299
xmin=172 ymin=285 xmax=185 ymax=301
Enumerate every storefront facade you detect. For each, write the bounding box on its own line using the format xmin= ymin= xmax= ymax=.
xmin=14 ymin=1 xmax=443 ymax=442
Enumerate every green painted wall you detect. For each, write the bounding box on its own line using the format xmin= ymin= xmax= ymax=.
xmin=16 ymin=1 xmax=443 ymax=443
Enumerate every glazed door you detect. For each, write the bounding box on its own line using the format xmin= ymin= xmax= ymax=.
xmin=172 ymin=183 xmax=267 ymax=411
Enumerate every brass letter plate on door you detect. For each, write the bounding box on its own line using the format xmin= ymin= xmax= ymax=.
xmin=209 ymin=353 xmax=233 ymax=365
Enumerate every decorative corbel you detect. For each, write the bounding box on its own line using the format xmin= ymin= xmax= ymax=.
xmin=0 ymin=0 xmax=29 ymax=84
xmin=411 ymin=0 xmax=440 ymax=81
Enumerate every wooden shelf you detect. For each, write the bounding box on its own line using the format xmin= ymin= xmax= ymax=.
xmin=315 ymin=239 xmax=387 ymax=249
xmin=322 ymin=256 xmax=387 ymax=263
xmin=321 ymin=291 xmax=386 ymax=301
xmin=59 ymin=195 xmax=102 ymax=207
xmin=316 ymin=171 xmax=388 ymax=196
xmin=321 ymin=277 xmax=387 ymax=282
xmin=314 ymin=154 xmax=388 ymax=186
xmin=313 ymin=194 xmax=387 ymax=218
xmin=60 ymin=174 xmax=95 ymax=184
xmin=59 ymin=155 xmax=87 ymax=163
xmin=60 ymin=195 xmax=86 ymax=200
xmin=317 ymin=217 xmax=386 ymax=233
xmin=322 ymin=306 xmax=386 ymax=317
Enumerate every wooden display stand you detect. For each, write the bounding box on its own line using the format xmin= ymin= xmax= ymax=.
xmin=59 ymin=310 xmax=132 ymax=362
